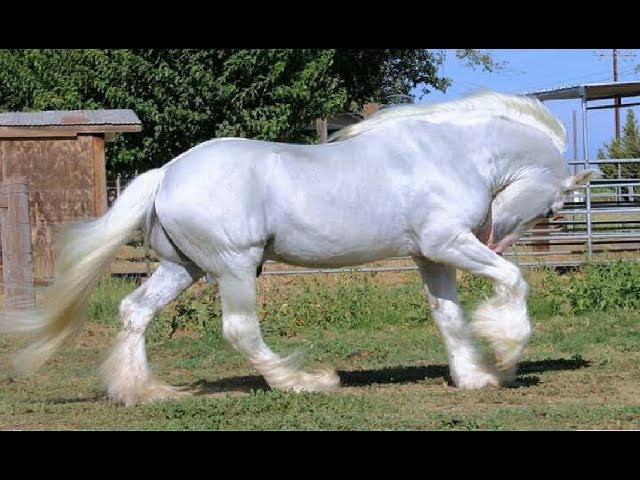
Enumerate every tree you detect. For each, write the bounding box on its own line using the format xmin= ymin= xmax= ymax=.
xmin=0 ymin=49 xmax=497 ymax=174
xmin=597 ymin=109 xmax=640 ymax=179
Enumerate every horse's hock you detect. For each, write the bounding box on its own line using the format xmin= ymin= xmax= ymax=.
xmin=0 ymin=110 xmax=142 ymax=293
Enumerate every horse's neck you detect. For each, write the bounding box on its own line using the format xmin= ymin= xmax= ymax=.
xmin=403 ymin=116 xmax=559 ymax=195
xmin=467 ymin=131 xmax=559 ymax=195
xmin=481 ymin=157 xmax=527 ymax=196
xmin=453 ymin=139 xmax=529 ymax=198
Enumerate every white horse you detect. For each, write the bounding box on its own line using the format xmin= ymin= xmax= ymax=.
xmin=1 ymin=91 xmax=596 ymax=406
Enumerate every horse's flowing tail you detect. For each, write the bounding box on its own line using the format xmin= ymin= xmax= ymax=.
xmin=0 ymin=168 xmax=166 ymax=376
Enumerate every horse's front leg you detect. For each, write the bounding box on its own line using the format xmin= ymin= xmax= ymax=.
xmin=418 ymin=229 xmax=531 ymax=385
xmin=414 ymin=258 xmax=500 ymax=389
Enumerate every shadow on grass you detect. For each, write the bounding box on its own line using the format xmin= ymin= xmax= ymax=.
xmin=47 ymin=394 xmax=106 ymax=405
xmin=339 ymin=364 xmax=448 ymax=387
xmin=518 ymin=355 xmax=590 ymax=374
xmin=190 ymin=356 xmax=591 ymax=395
xmin=191 ymin=375 xmax=269 ymax=395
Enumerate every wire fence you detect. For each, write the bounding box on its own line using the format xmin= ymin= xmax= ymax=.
xmin=2 ymin=158 xmax=638 ymax=304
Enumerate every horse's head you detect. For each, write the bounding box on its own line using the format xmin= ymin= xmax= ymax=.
xmin=485 ymin=168 xmax=599 ymax=253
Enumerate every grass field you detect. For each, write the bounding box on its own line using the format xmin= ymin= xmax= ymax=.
xmin=1 ymin=263 xmax=639 ymax=430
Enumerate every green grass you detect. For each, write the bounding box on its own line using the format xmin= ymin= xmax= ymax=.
xmin=1 ymin=263 xmax=639 ymax=430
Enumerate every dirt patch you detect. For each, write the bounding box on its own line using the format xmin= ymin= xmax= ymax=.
xmin=76 ymin=324 xmax=115 ymax=349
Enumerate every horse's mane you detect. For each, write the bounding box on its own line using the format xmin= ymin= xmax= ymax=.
xmin=328 ymin=90 xmax=567 ymax=153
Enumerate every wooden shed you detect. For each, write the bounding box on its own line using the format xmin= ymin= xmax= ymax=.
xmin=0 ymin=109 xmax=141 ymax=283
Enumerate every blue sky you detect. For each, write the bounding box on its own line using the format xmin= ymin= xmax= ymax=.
xmin=412 ymin=49 xmax=640 ymax=160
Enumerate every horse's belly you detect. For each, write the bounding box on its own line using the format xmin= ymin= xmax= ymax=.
xmin=267 ymin=232 xmax=407 ymax=268
xmin=269 ymin=251 xmax=394 ymax=268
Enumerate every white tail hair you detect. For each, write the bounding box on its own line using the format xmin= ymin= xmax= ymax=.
xmin=0 ymin=168 xmax=166 ymax=376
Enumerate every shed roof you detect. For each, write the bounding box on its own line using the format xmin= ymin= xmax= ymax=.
xmin=524 ymin=80 xmax=640 ymax=102
xmin=0 ymin=109 xmax=142 ymax=138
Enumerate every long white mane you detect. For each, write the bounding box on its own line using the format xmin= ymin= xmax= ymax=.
xmin=329 ymin=90 xmax=567 ymax=153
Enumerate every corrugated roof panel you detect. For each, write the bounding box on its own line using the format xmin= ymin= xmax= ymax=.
xmin=0 ymin=109 xmax=141 ymax=127
xmin=524 ymin=81 xmax=640 ymax=102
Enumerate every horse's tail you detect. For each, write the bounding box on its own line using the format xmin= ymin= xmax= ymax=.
xmin=0 ymin=167 xmax=166 ymax=376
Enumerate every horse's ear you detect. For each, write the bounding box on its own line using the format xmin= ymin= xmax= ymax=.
xmin=564 ymin=169 xmax=601 ymax=189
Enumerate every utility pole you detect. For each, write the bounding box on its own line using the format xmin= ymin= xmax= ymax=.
xmin=572 ymin=109 xmax=578 ymax=173
xmin=613 ymin=49 xmax=620 ymax=139
xmin=595 ymin=49 xmax=636 ymax=139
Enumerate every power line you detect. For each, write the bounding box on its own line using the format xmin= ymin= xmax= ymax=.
xmin=594 ymin=49 xmax=638 ymax=138
xmin=522 ymin=68 xmax=618 ymax=93
xmin=517 ymin=51 xmax=639 ymax=94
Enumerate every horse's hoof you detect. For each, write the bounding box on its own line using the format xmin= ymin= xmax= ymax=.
xmin=106 ymin=381 xmax=192 ymax=406
xmin=453 ymin=371 xmax=501 ymax=389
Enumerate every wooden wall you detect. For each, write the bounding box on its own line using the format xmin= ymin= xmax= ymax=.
xmin=0 ymin=133 xmax=107 ymax=282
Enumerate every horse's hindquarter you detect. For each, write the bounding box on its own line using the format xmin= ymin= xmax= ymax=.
xmin=154 ymin=139 xmax=274 ymax=269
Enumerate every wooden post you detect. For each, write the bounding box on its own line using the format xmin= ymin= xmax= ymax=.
xmin=1 ymin=178 xmax=35 ymax=309
xmin=532 ymin=218 xmax=550 ymax=253
xmin=116 ymin=173 xmax=121 ymax=199
xmin=315 ymin=118 xmax=328 ymax=144
xmin=92 ymin=136 xmax=107 ymax=216
xmin=362 ymin=103 xmax=380 ymax=119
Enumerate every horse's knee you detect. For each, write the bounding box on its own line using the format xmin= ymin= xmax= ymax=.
xmin=497 ymin=262 xmax=527 ymax=299
xmin=119 ymin=297 xmax=135 ymax=326
xmin=119 ymin=297 xmax=153 ymax=333
xmin=429 ymin=296 xmax=460 ymax=321
xmin=222 ymin=314 xmax=261 ymax=351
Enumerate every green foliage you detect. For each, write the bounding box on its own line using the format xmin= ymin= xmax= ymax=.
xmin=565 ymin=261 xmax=640 ymax=314
xmin=152 ymin=283 xmax=222 ymax=341
xmin=526 ymin=269 xmax=571 ymax=318
xmin=597 ymin=109 xmax=640 ymax=178
xmin=86 ymin=277 xmax=137 ymax=325
xmin=457 ymin=269 xmax=570 ymax=318
xmin=147 ymin=390 xmax=386 ymax=431
xmin=457 ymin=272 xmax=493 ymax=300
xmin=456 ymin=262 xmax=640 ymax=318
xmin=0 ymin=49 xmax=497 ymax=174
xmin=259 ymin=276 xmax=428 ymax=336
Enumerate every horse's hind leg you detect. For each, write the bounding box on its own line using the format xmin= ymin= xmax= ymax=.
xmin=415 ymin=259 xmax=500 ymax=389
xmin=217 ymin=269 xmax=339 ymax=393
xmin=419 ymin=230 xmax=531 ymax=385
xmin=102 ymin=261 xmax=203 ymax=406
